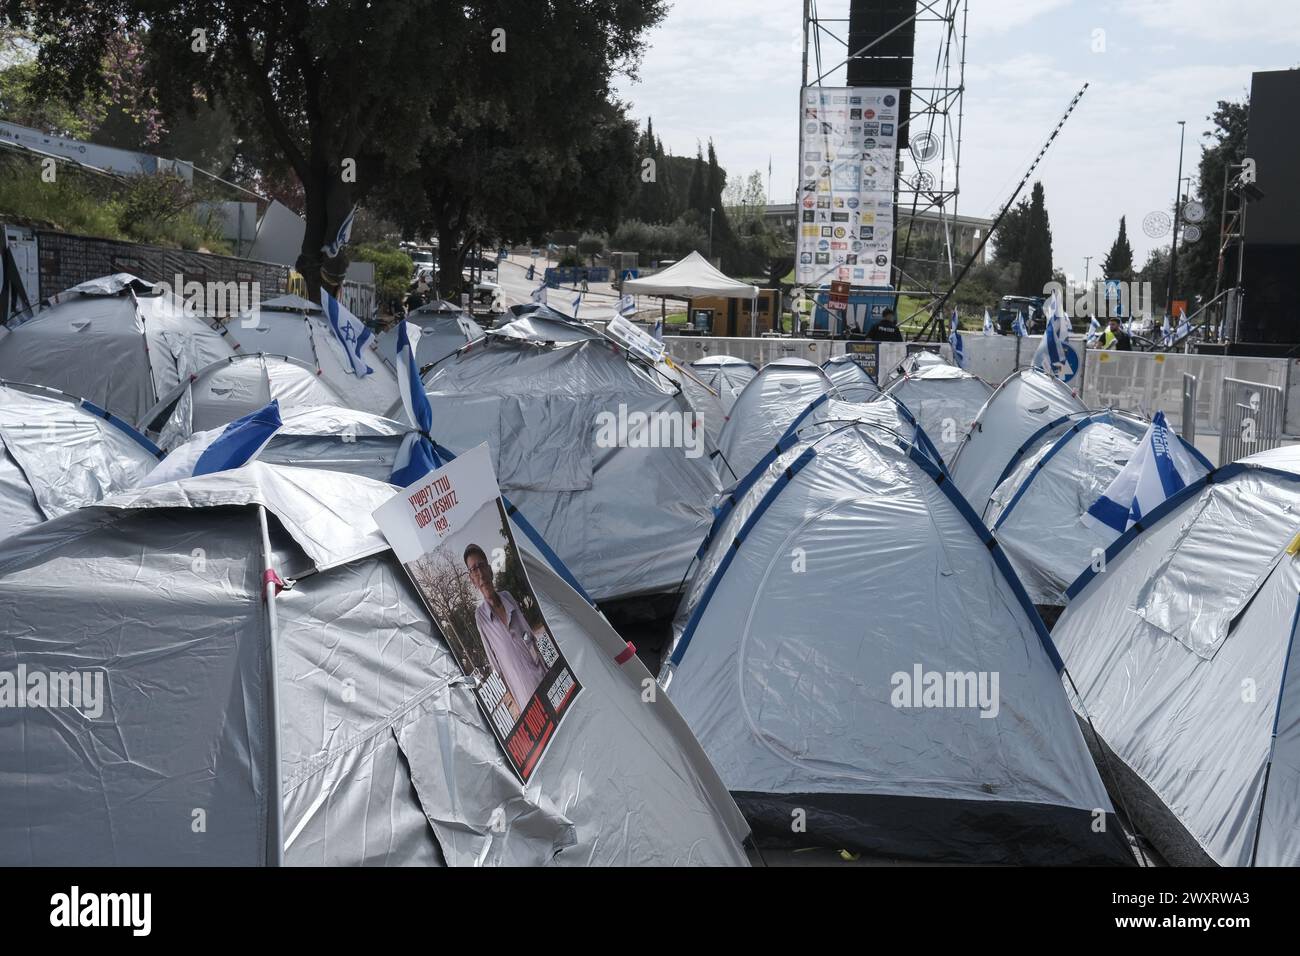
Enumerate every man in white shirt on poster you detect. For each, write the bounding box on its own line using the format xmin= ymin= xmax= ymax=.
xmin=464 ymin=543 xmax=550 ymax=716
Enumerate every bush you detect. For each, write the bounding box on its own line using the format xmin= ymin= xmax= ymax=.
xmin=352 ymin=242 xmax=414 ymax=302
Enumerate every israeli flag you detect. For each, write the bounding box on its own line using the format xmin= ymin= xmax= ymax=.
xmin=531 ymin=282 xmax=548 ymax=304
xmin=651 ymin=315 xmax=664 ymax=342
xmin=143 ymin=400 xmax=282 ymax=487
xmin=1176 ymin=308 xmax=1191 ymax=341
xmin=982 ymin=309 xmax=994 ymax=336
xmin=948 ymin=308 xmax=965 ymax=368
xmin=1083 ymin=411 xmax=1193 ymax=533
xmin=321 ymin=287 xmax=373 ymax=377
xmin=1034 ymin=292 xmax=1079 ymax=381
xmin=1013 ymin=311 xmax=1028 ymax=337
xmin=391 ymin=321 xmax=439 ymax=487
xmin=320 ymin=204 xmax=358 ymax=260
xmin=572 ymin=292 xmax=582 ymax=318
xmin=1087 ymin=314 xmax=1102 ymax=345
xmin=1161 ymin=313 xmax=1173 ymax=348
xmin=618 ymin=294 xmax=636 ymax=317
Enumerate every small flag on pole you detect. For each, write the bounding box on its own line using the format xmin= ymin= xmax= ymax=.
xmin=1013 ymin=311 xmax=1028 ymax=337
xmin=948 ymin=308 xmax=965 ymax=368
xmin=321 ymin=287 xmax=374 ymax=377
xmin=1175 ymin=308 xmax=1191 ymax=342
xmin=618 ymin=294 xmax=636 ymax=317
xmin=320 ymin=204 xmax=358 ymax=260
xmin=1087 ymin=314 xmax=1102 ymax=345
xmin=982 ymin=309 xmax=994 ymax=336
xmin=1083 ymin=411 xmax=1194 ymax=533
xmin=531 ymin=282 xmax=548 ymax=304
xmin=651 ymin=315 xmax=663 ymax=341
xmin=572 ymin=291 xmax=582 ymax=318
xmin=143 ymin=400 xmax=283 ymax=487
xmin=391 ymin=321 xmax=439 ymax=487
xmin=1161 ymin=313 xmax=1173 ymax=348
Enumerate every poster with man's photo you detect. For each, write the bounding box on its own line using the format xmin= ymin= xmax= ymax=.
xmin=373 ymin=443 xmax=581 ymax=781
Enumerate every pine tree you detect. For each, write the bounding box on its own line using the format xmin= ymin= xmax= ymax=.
xmin=1102 ymin=215 xmax=1134 ymax=281
xmin=1016 ymin=181 xmax=1054 ymax=297
xmin=687 ymin=143 xmax=707 ymax=214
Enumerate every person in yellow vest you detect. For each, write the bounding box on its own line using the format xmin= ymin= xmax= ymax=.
xmin=1098 ymin=317 xmax=1132 ymax=351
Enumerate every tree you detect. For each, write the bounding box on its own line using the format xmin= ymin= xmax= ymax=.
xmin=990 ymin=197 xmax=1031 ymax=265
xmin=5 ymin=1 xmax=477 ymax=299
xmin=1016 ymin=181 xmax=1054 ymax=297
xmin=687 ymin=143 xmax=707 ymax=214
xmin=1102 ymin=215 xmax=1134 ymax=282
xmin=373 ymin=1 xmax=666 ymax=297
xmin=1184 ymin=97 xmax=1250 ymax=302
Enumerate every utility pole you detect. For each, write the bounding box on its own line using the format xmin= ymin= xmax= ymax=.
xmin=1083 ymin=255 xmax=1092 ymax=286
xmin=1165 ymin=120 xmax=1186 ymax=318
xmin=709 ymin=207 xmax=716 ymax=260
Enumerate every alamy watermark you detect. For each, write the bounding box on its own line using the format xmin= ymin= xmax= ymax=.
xmin=890 ymin=664 xmax=1000 ymax=719
xmin=0 ymin=664 xmax=105 ymax=718
xmin=594 ymin=403 xmax=704 ymax=459
xmin=153 ymin=273 xmax=261 ymax=325
xmin=1043 ymin=279 xmax=1153 ymax=320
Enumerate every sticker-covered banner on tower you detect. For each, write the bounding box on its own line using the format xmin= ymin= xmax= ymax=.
xmin=796 ymin=86 xmax=898 ymax=289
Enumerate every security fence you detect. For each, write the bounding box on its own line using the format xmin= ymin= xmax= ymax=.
xmin=1219 ymin=378 xmax=1285 ymax=465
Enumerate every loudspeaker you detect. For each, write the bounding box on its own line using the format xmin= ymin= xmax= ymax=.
xmin=846 ymin=0 xmax=916 ymax=148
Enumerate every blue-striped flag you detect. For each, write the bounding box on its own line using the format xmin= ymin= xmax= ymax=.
xmin=1083 ymin=411 xmax=1193 ymax=533
xmin=320 ymin=204 xmax=358 ymax=260
xmin=982 ymin=309 xmax=994 ymax=336
xmin=948 ymin=308 xmax=965 ymax=368
xmin=144 ymin=400 xmax=282 ymax=487
xmin=618 ymin=294 xmax=636 ymax=316
xmin=391 ymin=321 xmax=439 ymax=487
xmin=321 ymin=287 xmax=373 ymax=377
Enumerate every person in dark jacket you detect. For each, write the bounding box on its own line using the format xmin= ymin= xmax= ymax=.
xmin=869 ymin=307 xmax=904 ymax=341
xmin=1100 ymin=317 xmax=1132 ymax=351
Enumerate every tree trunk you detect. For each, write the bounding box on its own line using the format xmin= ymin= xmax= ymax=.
xmin=435 ymin=233 xmax=470 ymax=302
xmin=296 ymin=148 xmax=355 ymax=304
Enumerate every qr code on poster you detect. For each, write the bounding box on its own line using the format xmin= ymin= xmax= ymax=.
xmin=536 ymin=629 xmax=559 ymax=668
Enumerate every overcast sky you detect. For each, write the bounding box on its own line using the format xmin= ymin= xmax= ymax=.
xmin=615 ymin=0 xmax=1299 ymax=283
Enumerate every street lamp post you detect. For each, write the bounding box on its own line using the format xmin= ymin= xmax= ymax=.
xmin=1165 ymin=120 xmax=1186 ymax=318
xmin=709 ymin=207 xmax=716 ymax=261
xmin=1083 ymin=255 xmax=1092 ymax=286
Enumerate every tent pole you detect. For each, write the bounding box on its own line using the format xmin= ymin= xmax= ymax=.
xmin=257 ymin=504 xmax=286 ymax=867
xmin=1250 ymin=595 xmax=1300 ymax=866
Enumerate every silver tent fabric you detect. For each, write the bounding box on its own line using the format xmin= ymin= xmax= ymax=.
xmin=1054 ymin=446 xmax=1300 ymax=866
xmin=689 ymin=355 xmax=757 ymax=414
xmin=234 ymin=302 xmax=401 ymax=416
xmin=256 ymin=406 xmax=408 ymax=483
xmin=0 ymin=463 xmax=749 ymax=866
xmin=662 ymin=418 xmax=1131 ymax=864
xmin=880 ymin=357 xmax=992 ymax=466
xmin=0 ymin=380 xmax=161 ymax=540
xmin=948 ymin=367 xmax=1088 ymax=514
xmin=415 ymin=338 xmax=721 ymax=602
xmin=821 ymin=355 xmax=880 ymax=401
xmin=490 ymin=314 xmax=600 ymax=345
xmin=145 ymin=354 xmax=348 ymax=448
xmin=985 ymin=412 xmax=1210 ymax=606
xmin=0 ymin=280 xmax=238 ymax=426
xmin=715 ymin=358 xmax=832 ymax=482
xmin=376 ymin=314 xmax=486 ymax=368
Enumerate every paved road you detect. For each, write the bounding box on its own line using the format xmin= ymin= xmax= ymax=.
xmin=492 ymin=253 xmax=659 ymax=321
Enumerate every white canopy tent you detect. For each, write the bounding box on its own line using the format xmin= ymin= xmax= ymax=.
xmin=622 ymin=252 xmax=761 ymax=334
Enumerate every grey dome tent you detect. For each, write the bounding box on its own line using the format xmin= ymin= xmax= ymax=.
xmin=880 ymin=353 xmax=992 ymax=466
xmin=376 ymin=313 xmax=485 ymax=369
xmin=949 ymin=367 xmax=1088 ymax=513
xmin=689 ymin=355 xmax=757 ymax=413
xmin=0 ymin=379 xmax=162 ymax=541
xmin=715 ymin=357 xmax=832 ymax=482
xmin=0 ymin=462 xmax=750 ymax=866
xmin=492 ymin=307 xmax=600 ymax=345
xmin=1054 ymin=445 xmax=1300 ymax=866
xmin=984 ymin=410 xmax=1211 ymax=607
xmin=821 ymin=354 xmax=880 ymax=400
xmin=235 ymin=294 xmax=402 ymax=416
xmin=661 ymin=412 xmax=1133 ymax=864
xmin=140 ymin=353 xmax=349 ymax=448
xmin=0 ymin=274 xmax=241 ymax=426
xmin=414 ymin=337 xmax=722 ymax=602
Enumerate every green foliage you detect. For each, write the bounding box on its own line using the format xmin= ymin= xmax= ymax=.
xmin=352 ymin=242 xmax=414 ymax=302
xmin=990 ymin=197 xmax=1031 ymax=265
xmin=1184 ymin=97 xmax=1250 ymax=302
xmin=610 ymin=216 xmax=708 ymax=263
xmin=1016 ymin=181 xmax=1054 ymax=297
xmin=1102 ymin=215 xmax=1134 ymax=281
xmin=0 ymin=152 xmax=228 ymax=251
